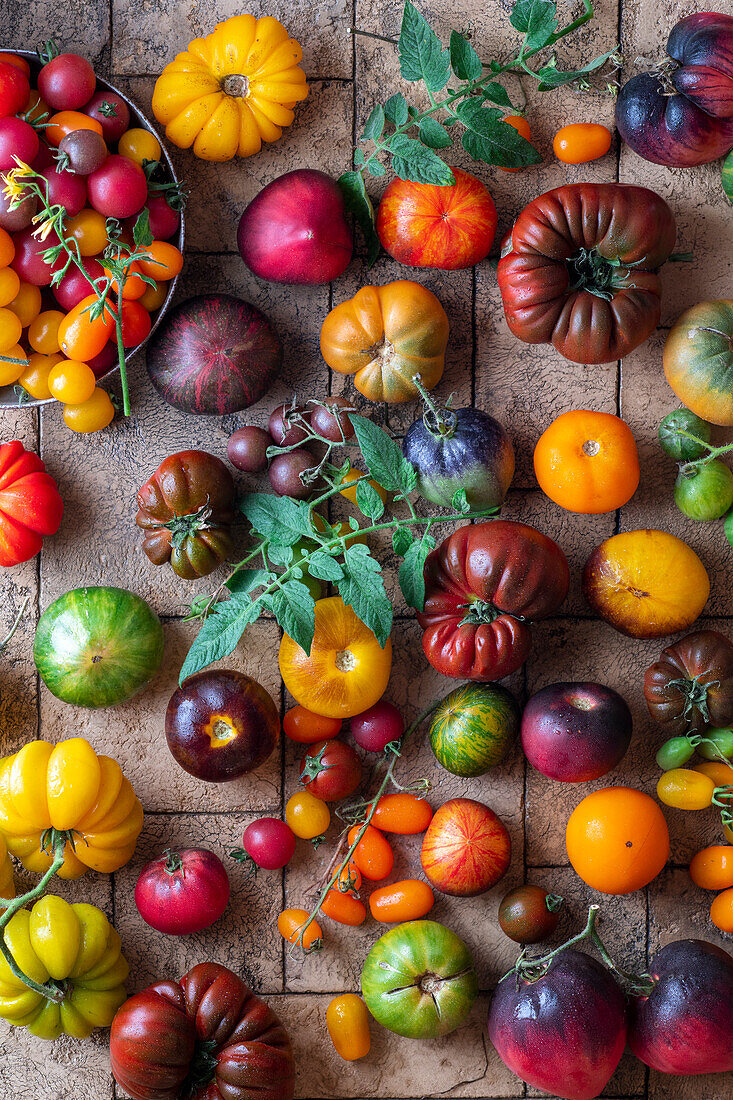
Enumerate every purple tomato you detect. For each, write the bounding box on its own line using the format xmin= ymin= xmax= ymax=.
xmin=87 ymin=154 xmax=147 ymax=219
xmin=52 ymin=258 xmax=105 ymax=311
xmin=39 ymin=165 xmax=87 ymax=217
xmin=134 ymin=847 xmax=230 ymax=935
xmin=0 ymin=188 xmax=36 ymax=231
xmin=241 ymin=818 xmax=296 ymax=870
xmin=0 ymin=117 xmax=39 ymax=169
xmin=38 ymin=52 xmax=96 ymax=111
xmin=351 ymin=701 xmax=404 ymax=752
xmin=268 ymin=402 xmax=311 ymax=446
xmin=84 ymin=90 xmax=130 ymax=142
xmin=227 ymin=425 xmax=272 ymax=473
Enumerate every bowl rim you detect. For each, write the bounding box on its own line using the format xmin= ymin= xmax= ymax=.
xmin=0 ymin=52 xmax=185 ymax=410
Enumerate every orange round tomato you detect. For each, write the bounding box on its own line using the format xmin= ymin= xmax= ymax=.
xmin=0 ymin=306 xmax=22 ymax=352
xmin=369 ymin=792 xmax=434 ymax=834
xmin=326 ymin=994 xmax=371 ymax=1061
xmin=103 ymin=260 xmax=147 ymax=301
xmin=338 ymin=861 xmax=362 ymax=893
xmin=279 ymin=596 xmax=392 ymax=719
xmin=689 ymin=845 xmax=733 ymax=890
xmin=347 ymin=824 xmax=394 ymax=881
xmin=136 ymin=241 xmax=183 ymax=282
xmin=118 ymin=127 xmax=162 ymax=167
xmin=566 ymin=786 xmax=670 ymax=894
xmin=0 ymin=226 xmax=15 ymax=268
xmin=553 ymin=123 xmax=613 ymax=164
xmin=583 ymin=530 xmax=710 ymax=638
xmin=694 ymin=761 xmax=733 ymax=786
xmin=376 ymin=168 xmax=497 ymax=270
xmin=277 ymin=908 xmax=322 ymax=950
xmin=0 ymin=345 xmax=27 ymax=386
xmin=369 ymin=878 xmax=435 ymax=923
xmin=45 ymin=110 xmax=103 ymax=146
xmin=0 ymin=266 xmax=19 ymax=307
xmin=284 ymin=791 xmax=330 ymax=840
xmin=27 ymin=309 xmax=64 ymax=355
xmin=283 ymin=705 xmax=341 ymax=744
xmin=138 ymin=280 xmax=167 ymax=312
xmin=320 ymin=887 xmax=367 ymax=926
xmin=62 ymin=387 xmax=115 ymax=433
xmin=338 ymin=465 xmax=387 ymax=507
xmin=7 ymin=280 xmax=41 ymax=327
xmin=657 ymin=768 xmax=715 ymax=810
xmin=58 ymin=293 xmax=116 ymax=361
xmin=17 ymin=351 xmax=61 ymax=399
xmin=499 ymin=115 xmax=531 ymax=171
xmin=64 ymin=209 xmax=108 ymax=256
xmin=710 ymin=886 xmax=733 ymax=933
xmin=533 ymin=410 xmax=640 ymax=513
xmin=47 ymin=359 xmax=96 ymax=405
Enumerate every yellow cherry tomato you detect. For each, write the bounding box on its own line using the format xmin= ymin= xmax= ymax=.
xmin=138 ymin=279 xmax=167 ymax=312
xmin=7 ymin=280 xmax=42 ymax=327
xmin=0 ymin=226 xmax=15 ymax=268
xmin=285 ymin=790 xmax=330 ymax=840
xmin=657 ymin=768 xmax=716 ymax=810
xmin=17 ymin=352 xmax=62 ymax=399
xmin=326 ymin=994 xmax=371 ymax=1061
xmin=65 ymin=209 xmax=108 ymax=257
xmin=0 ymin=266 xmax=20 ymax=308
xmin=553 ymin=123 xmax=613 ymax=164
xmin=277 ymin=908 xmax=322 ymax=950
xmin=0 ymin=307 xmax=22 ymax=353
xmin=63 ymin=387 xmax=115 ymax=433
xmin=28 ymin=309 xmax=64 ymax=355
xmin=118 ymin=127 xmax=162 ymax=166
xmin=499 ymin=114 xmax=532 ymax=172
xmin=710 ymin=886 xmax=733 ymax=933
xmin=338 ymin=464 xmax=388 ymax=506
xmin=0 ymin=344 xmax=28 ymax=386
xmin=48 ymin=359 xmax=97 ymax=405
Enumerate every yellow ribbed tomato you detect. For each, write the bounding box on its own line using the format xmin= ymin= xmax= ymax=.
xmin=152 ymin=14 xmax=309 ymax=161
xmin=0 ymin=832 xmax=14 ymax=905
xmin=0 ymin=738 xmax=143 ymax=879
xmin=0 ymin=895 xmax=128 ymax=1039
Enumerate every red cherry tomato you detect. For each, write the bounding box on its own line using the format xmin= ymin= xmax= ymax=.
xmin=11 ymin=226 xmax=63 ymax=286
xmin=284 ymin=705 xmax=341 ymax=744
xmin=87 ymin=154 xmax=148 ymax=219
xmin=0 ymin=117 xmax=38 ymax=169
xmin=37 ymin=52 xmax=96 ymax=111
xmin=84 ymin=90 xmax=131 ymax=142
xmin=52 ymin=259 xmax=105 ymax=312
xmin=134 ymin=847 xmax=230 ymax=934
xmin=39 ymin=165 xmax=87 ymax=217
xmin=0 ymin=53 xmax=30 ymax=77
xmin=351 ymin=701 xmax=404 ymax=752
xmin=240 ymin=818 xmax=296 ymax=870
xmin=86 ymin=340 xmax=117 ymax=379
xmin=140 ymin=194 xmax=181 ymax=240
xmin=0 ymin=61 xmax=30 ymax=118
xmin=347 ymin=824 xmax=394 ymax=881
xmin=299 ymin=740 xmax=362 ymax=802
xmin=118 ymin=298 xmax=151 ymax=348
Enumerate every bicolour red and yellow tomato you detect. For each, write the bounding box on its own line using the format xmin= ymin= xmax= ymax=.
xmin=420 ymin=797 xmax=511 ymax=896
xmin=134 ymin=848 xmax=230 ymax=934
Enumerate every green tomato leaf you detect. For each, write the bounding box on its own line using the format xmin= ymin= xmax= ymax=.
xmin=458 ymin=100 xmax=541 ymax=168
xmin=266 ymin=580 xmax=316 ymax=655
xmin=480 ymin=81 xmax=514 ymax=109
xmin=392 ymin=527 xmax=413 ymax=556
xmin=362 ymin=103 xmax=386 ymax=141
xmin=398 ymin=529 xmax=436 ymax=612
xmin=535 ymin=50 xmax=617 ymax=90
xmin=366 ymin=157 xmax=387 ymax=179
xmin=351 ymin=414 xmax=418 ymax=497
xmin=384 ymin=92 xmax=409 ymax=126
xmin=452 ymin=488 xmax=471 ymax=514
xmin=226 ymin=568 xmax=273 ymax=595
xmin=266 ymin=543 xmax=294 ymax=566
xmin=337 ymin=170 xmax=381 ymax=267
xmin=308 ymin=552 xmax=345 ymax=582
xmin=510 ymin=0 xmax=558 ymax=51
xmin=722 ymin=149 xmax=733 ymax=203
xmin=179 ymin=595 xmax=260 ymax=684
xmin=418 ymin=116 xmax=453 ymax=149
xmin=338 ymin=543 xmax=393 ymax=648
xmin=132 ymin=207 xmax=153 ymax=248
xmin=356 ymin=478 xmax=385 ymax=520
xmin=449 ymin=31 xmax=482 ymax=81
xmin=388 ymin=134 xmax=455 ymax=185
xmin=398 ymin=1 xmax=450 ymax=93
xmin=239 ymin=493 xmax=313 ymax=546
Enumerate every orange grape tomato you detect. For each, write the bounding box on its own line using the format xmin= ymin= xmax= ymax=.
xmin=693 ymin=761 xmax=733 ymax=787
xmin=337 ymin=861 xmax=362 ymax=894
xmin=326 ymin=994 xmax=371 ymax=1061
xmin=553 ymin=123 xmax=613 ymax=164
xmin=657 ymin=768 xmax=716 ymax=810
xmin=0 ymin=52 xmax=30 ymax=76
xmin=27 ymin=309 xmax=64 ymax=355
xmin=369 ymin=878 xmax=435 ymax=923
xmin=7 ymin=280 xmax=41 ymax=327
xmin=58 ymin=293 xmax=116 ymax=361
xmin=17 ymin=352 xmax=62 ymax=400
xmin=320 ymin=888 xmax=367 ymax=926
xmin=689 ymin=845 xmax=733 ymax=891
xmin=283 ymin=705 xmax=342 ymax=744
xmin=0 ymin=306 xmax=22 ymax=353
xmin=138 ymin=279 xmax=167 ymax=312
xmin=64 ymin=209 xmax=109 ymax=257
xmin=0 ymin=344 xmax=28 ymax=385
xmin=0 ymin=226 xmax=15 ymax=269
xmin=277 ymin=908 xmax=322 ymax=950
xmin=136 ymin=240 xmax=183 ymax=281
xmin=0 ymin=266 xmax=20 ymax=308
xmin=45 ymin=110 xmax=104 ymax=146
xmin=103 ymin=260 xmax=147 ymax=300
xmin=48 ymin=359 xmax=96 ymax=405
xmin=710 ymin=887 xmax=733 ymax=933
xmin=369 ymin=792 xmax=434 ymax=834
xmin=347 ymin=824 xmax=394 ymax=881
xmin=62 ymin=387 xmax=115 ymax=433
xmin=499 ymin=115 xmax=531 ymax=172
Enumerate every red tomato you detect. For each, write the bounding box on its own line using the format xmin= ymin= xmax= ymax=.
xmin=127 ymin=194 xmax=181 ymax=241
xmin=88 ymin=154 xmax=148 ymax=219
xmin=37 ymin=52 xmax=96 ymax=111
xmin=0 ymin=60 xmax=29 ymax=118
xmin=134 ymin=847 xmax=230 ymax=934
xmin=0 ymin=53 xmax=30 ymax=77
xmin=84 ymin=91 xmax=131 ymax=142
xmin=284 ymin=705 xmax=342 ymax=744
xmin=38 ymin=165 xmax=87 ymax=217
xmin=0 ymin=441 xmax=64 ymax=566
xmin=321 ymin=888 xmax=367 ymax=926
xmin=11 ymin=226 xmax=64 ymax=287
xmin=240 ymin=818 xmax=296 ymax=870
xmin=421 ymin=797 xmax=511 ymax=897
xmin=350 ymin=700 xmax=404 ymax=752
xmin=347 ymin=824 xmax=394 ymax=881
xmin=0 ymin=117 xmax=38 ymax=169
xmin=86 ymin=340 xmax=117 ymax=379
xmin=369 ymin=792 xmax=434 ymax=834
xmin=300 ymin=739 xmax=362 ymax=801
xmin=118 ymin=298 xmax=151 ymax=348
xmin=58 ymin=293 xmax=116 ymax=361
xmin=52 ymin=259 xmax=106 ymax=312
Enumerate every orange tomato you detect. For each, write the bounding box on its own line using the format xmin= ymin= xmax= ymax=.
xmin=279 ymin=596 xmax=392 ymax=719
xmin=0 ymin=344 xmax=28 ymax=386
xmin=45 ymin=110 xmax=104 ymax=146
xmin=0 ymin=52 xmax=30 ymax=76
xmin=28 ymin=309 xmax=64 ymax=355
xmin=534 ymin=410 xmax=640 ymax=513
xmin=283 ymin=705 xmax=341 ymax=744
xmin=369 ymin=878 xmax=435 ymax=922
xmin=338 ymin=464 xmax=388 ymax=507
xmin=48 ymin=359 xmax=96 ymax=405
xmin=138 ymin=279 xmax=168 ymax=312
xmin=347 ymin=824 xmax=394 ymax=882
xmin=566 ymin=786 xmax=670 ymax=895
xmin=689 ymin=845 xmax=733 ymax=890
xmin=136 ymin=241 xmax=183 ymax=281
xmin=63 ymin=387 xmax=115 ymax=433
xmin=326 ymin=994 xmax=371 ymax=1061
xmin=103 ymin=260 xmax=147 ymax=300
xmin=65 ymin=209 xmax=108 ymax=256
xmin=277 ymin=908 xmax=322 ymax=950
xmin=499 ymin=115 xmax=531 ymax=171
xmin=369 ymin=793 xmax=434 ymax=834
xmin=0 ymin=306 xmax=22 ymax=352
xmin=58 ymin=294 xmax=116 ymax=362
xmin=320 ymin=887 xmax=367 ymax=926
xmin=583 ymin=530 xmax=709 ymax=638
xmin=7 ymin=280 xmax=41 ymax=327
xmin=24 ymin=91 xmax=48 ymax=125
xmin=0 ymin=267 xmax=20 ymax=308
xmin=553 ymin=123 xmax=613 ymax=164
xmin=17 ymin=352 xmax=62 ymax=399
xmin=694 ymin=761 xmax=733 ymax=787
xmin=710 ymin=886 xmax=733 ymax=933
xmin=337 ymin=861 xmax=362 ymax=893
xmin=0 ymin=226 xmax=15 ymax=268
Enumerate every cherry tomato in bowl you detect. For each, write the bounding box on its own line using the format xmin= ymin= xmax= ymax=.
xmin=134 ymin=847 xmax=230 ymax=934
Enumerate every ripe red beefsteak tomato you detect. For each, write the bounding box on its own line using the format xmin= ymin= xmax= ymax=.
xmin=110 ymin=962 xmax=295 ymax=1100
xmin=420 ymin=797 xmax=510 ymax=896
xmin=376 ymin=168 xmax=497 ymax=270
xmin=0 ymin=441 xmax=63 ymax=566
xmin=134 ymin=848 xmax=230 ymax=935
xmin=238 ymin=169 xmax=352 ymax=284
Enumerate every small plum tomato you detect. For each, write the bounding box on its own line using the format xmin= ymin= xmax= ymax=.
xmin=553 ymin=123 xmax=613 ymax=164
xmin=351 ymin=700 xmax=404 ymax=753
xmin=0 ymin=53 xmax=30 ymax=76
xmin=300 ymin=739 xmax=362 ymax=802
xmin=84 ymin=91 xmax=130 ymax=142
xmin=277 ymin=908 xmax=322 ymax=950
xmin=347 ymin=824 xmax=394 ymax=881
xmin=689 ymin=845 xmax=733 ymax=891
xmin=657 ymin=768 xmax=716 ymax=810
xmin=64 ymin=208 xmax=108 ymax=256
xmin=369 ymin=879 xmax=435 ymax=923
xmin=62 ymin=387 xmax=115 ymax=433
xmin=119 ymin=299 xmax=151 ymax=348
xmin=0 ymin=225 xmax=14 ymax=267
xmin=284 ymin=705 xmax=342 ymax=745
xmin=227 ymin=425 xmax=273 ymax=474
xmin=369 ymin=792 xmax=434 ymax=834
xmin=285 ymin=790 xmax=331 ymax=841
xmin=698 ymin=728 xmax=733 ymax=760
xmin=37 ymin=52 xmax=96 ymax=111
xmin=499 ymin=115 xmax=531 ymax=171
xmin=103 ymin=260 xmax=147 ymax=300
xmin=498 ymin=884 xmax=563 ymax=944
xmin=693 ymin=761 xmax=733 ymax=786
xmin=338 ymin=861 xmax=362 ymax=893
xmin=240 ymin=817 xmax=296 ymax=870
xmin=0 ymin=116 xmax=39 ymax=169
xmin=52 ymin=260 xmax=105 ymax=311
xmin=28 ymin=309 xmax=64 ymax=355
xmin=17 ymin=352 xmax=61 ymax=399
xmin=39 ymin=164 xmax=87 ymax=217
xmin=118 ymin=127 xmax=162 ymax=166
xmin=7 ymin=280 xmax=40 ymax=326
xmin=44 ymin=110 xmax=103 ymax=146
xmin=0 ymin=306 xmax=22 ymax=352
xmin=326 ymin=994 xmax=371 ymax=1061
xmin=26 ymin=93 xmax=49 ymax=130
xmin=0 ymin=345 xmax=27 ymax=386
xmin=0 ymin=60 xmax=30 ymax=118
xmin=710 ymin=887 xmax=733 ymax=933
xmin=138 ymin=279 xmax=167 ymax=312
xmin=321 ymin=888 xmax=367 ymax=926
xmin=533 ymin=409 xmax=640 ymax=513
xmin=0 ymin=267 xmax=20 ymax=308
xmin=47 ymin=359 xmax=96 ymax=404
xmin=136 ymin=240 xmax=184 ymax=281
xmin=656 ymin=736 xmax=696 ymax=771
xmin=58 ymin=292 xmax=116 ymax=361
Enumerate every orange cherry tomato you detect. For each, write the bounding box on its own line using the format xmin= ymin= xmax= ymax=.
xmin=693 ymin=761 xmax=733 ymax=787
xmin=65 ymin=209 xmax=109 ymax=257
xmin=27 ymin=309 xmax=64 ymax=355
xmin=534 ymin=410 xmax=640 ymax=513
xmin=326 ymin=994 xmax=371 ymax=1061
xmin=136 ymin=240 xmax=183 ymax=281
xmin=0 ymin=306 xmax=22 ymax=353
xmin=7 ymin=280 xmax=41 ymax=327
xmin=118 ymin=127 xmax=162 ymax=166
xmin=17 ymin=352 xmax=62 ymax=400
xmin=347 ymin=824 xmax=394 ymax=882
xmin=0 ymin=344 xmax=28 ymax=386
xmin=553 ymin=123 xmax=613 ymax=164
xmin=277 ymin=908 xmax=322 ymax=950
xmin=369 ymin=878 xmax=435 ymax=922
xmin=0 ymin=228 xmax=15 ymax=270
xmin=119 ymin=298 xmax=151 ymax=348
xmin=0 ymin=53 xmax=30 ymax=76
xmin=138 ymin=279 xmax=167 ymax=312
xmin=499 ymin=115 xmax=531 ymax=172
xmin=320 ymin=887 xmax=367 ymax=926
xmin=710 ymin=887 xmax=733 ymax=933
xmin=63 ymin=387 xmax=115 ymax=433
xmin=102 ymin=260 xmax=147 ymax=300
xmin=45 ymin=111 xmax=104 ymax=147
xmin=58 ymin=293 xmax=116 ymax=362
xmin=369 ymin=793 xmax=434 ymax=834
xmin=48 ymin=359 xmax=96 ymax=405
xmin=337 ymin=861 xmax=362 ymax=894
xmin=284 ymin=705 xmax=342 ymax=745
xmin=689 ymin=845 xmax=733 ymax=891
xmin=24 ymin=91 xmax=49 ymax=125
xmin=0 ymin=267 xmax=20 ymax=308
xmin=338 ymin=464 xmax=388 ymax=507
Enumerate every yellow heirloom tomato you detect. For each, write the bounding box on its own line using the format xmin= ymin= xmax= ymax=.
xmin=0 ymin=832 xmax=14 ymax=905
xmin=0 ymin=895 xmax=128 ymax=1040
xmin=152 ymin=14 xmax=309 ymax=161
xmin=0 ymin=738 xmax=143 ymax=879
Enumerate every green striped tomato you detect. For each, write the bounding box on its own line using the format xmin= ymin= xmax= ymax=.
xmin=723 ymin=150 xmax=733 ymax=204
xmin=428 ymin=682 xmax=519 ymax=777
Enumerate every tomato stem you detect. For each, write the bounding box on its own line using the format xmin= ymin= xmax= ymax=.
xmin=0 ymin=596 xmax=29 ymax=653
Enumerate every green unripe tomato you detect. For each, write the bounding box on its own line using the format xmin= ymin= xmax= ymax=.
xmin=724 ymin=509 xmax=733 ymax=549
xmin=659 ymin=409 xmax=711 ymax=461
xmin=674 ymin=460 xmax=733 ymax=521
xmin=697 ymin=727 xmax=733 ymax=761
xmin=656 ymin=736 xmax=696 ymax=771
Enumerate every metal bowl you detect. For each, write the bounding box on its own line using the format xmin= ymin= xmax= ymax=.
xmin=0 ymin=51 xmax=185 ymax=409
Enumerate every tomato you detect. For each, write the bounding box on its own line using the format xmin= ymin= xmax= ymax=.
xmin=0 ymin=116 xmax=38 ymax=169
xmin=326 ymin=994 xmax=371 ymax=1061
xmin=138 ymin=278 xmax=167 ymax=312
xmin=421 ymin=797 xmax=510 ymax=897
xmin=87 ymin=154 xmax=148 ymax=219
xmin=499 ymin=114 xmax=532 ymax=171
xmin=658 ymin=768 xmax=716 ymax=810
xmin=240 ymin=818 xmax=296 ymax=870
xmin=659 ymin=408 xmax=712 ymax=461
xmin=84 ymin=91 xmax=130 ymax=143
xmin=675 ymin=460 xmax=733 ymax=520
xmin=566 ymin=787 xmax=670 ymax=894
xmin=430 ymin=682 xmax=520 ymax=777
xmin=59 ymin=293 xmax=117 ymax=361
xmin=299 ymin=739 xmax=362 ymax=802
xmin=277 ymin=908 xmax=322 ymax=950
xmin=0 ymin=266 xmax=20 ymax=307
xmin=369 ymin=879 xmax=434 ymax=923
xmin=644 ymin=630 xmax=733 ymax=735
xmin=350 ymin=700 xmax=404 ymax=752
xmin=338 ymin=861 xmax=362 ymax=892
xmin=361 ymin=920 xmax=478 ymax=1039
xmin=136 ymin=239 xmax=184 ymax=281
xmin=28 ymin=309 xmax=64 ymax=355
xmin=0 ymin=440 xmax=63 ymax=567
xmin=0 ymin=305 xmax=22 ymax=352
xmin=321 ymin=887 xmax=367 ymax=926
xmin=0 ymin=60 xmax=29 ymax=118
xmin=18 ymin=352 xmax=61 ymax=399
xmin=369 ymin=792 xmax=433 ymax=834
xmin=7 ymin=279 xmax=41 ymax=325
xmin=664 ymin=301 xmax=733 ymax=426
xmin=103 ymin=259 xmax=147 ymax=300
xmin=553 ymin=122 xmax=613 ymax=163
xmin=38 ymin=51 xmax=96 ymax=111
xmin=534 ymin=410 xmax=640 ymax=514
xmin=498 ymin=884 xmax=563 ymax=943
xmin=86 ymin=341 xmax=117 ymax=379
xmin=11 ymin=225 xmax=64 ymax=286
xmin=118 ymin=126 xmax=162 ymax=166
xmin=0 ymin=345 xmax=26 ymax=385
xmin=63 ymin=387 xmax=115 ymax=433
xmin=130 ymin=194 xmax=181 ymax=241
xmin=656 ymin=736 xmax=696 ymax=770
xmin=710 ymin=887 xmax=733 ymax=933
xmin=45 ymin=110 xmax=103 ymax=146
xmin=134 ymin=848 xmax=230 ymax=934
xmin=64 ymin=208 xmax=109 ymax=256
xmin=52 ymin=260 xmax=105 ymax=311
xmin=118 ymin=298 xmax=151 ymax=348
xmin=689 ymin=845 xmax=733 ymax=890
xmin=0 ymin=53 xmax=29 ymax=76
xmin=285 ymin=791 xmax=330 ymax=840
xmin=48 ymin=358 xmax=96 ymax=404
xmin=698 ymin=727 xmax=733 ymax=760
xmin=347 ymin=824 xmax=394 ymax=881
xmin=694 ymin=760 xmax=733 ymax=786
xmin=39 ymin=163 xmax=87 ymax=217
xmin=283 ymin=705 xmax=341 ymax=744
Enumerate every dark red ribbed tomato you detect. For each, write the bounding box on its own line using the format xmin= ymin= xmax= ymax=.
xmin=146 ymin=294 xmax=282 ymax=415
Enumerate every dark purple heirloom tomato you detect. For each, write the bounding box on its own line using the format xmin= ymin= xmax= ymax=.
xmin=146 ymin=294 xmax=282 ymax=415
xmin=521 ymin=681 xmax=633 ymax=782
xmin=616 ymin=12 xmax=733 ymax=166
xmin=629 ymin=938 xmax=733 ymax=1075
xmin=488 ymin=949 xmax=627 ymax=1100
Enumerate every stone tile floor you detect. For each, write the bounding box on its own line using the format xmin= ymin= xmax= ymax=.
xmin=0 ymin=0 xmax=732 ymax=1096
